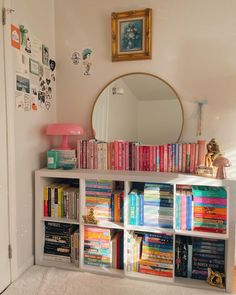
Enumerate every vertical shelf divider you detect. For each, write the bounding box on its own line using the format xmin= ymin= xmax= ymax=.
xmin=124 ymin=180 xmax=131 ymax=275
xmin=79 ymin=177 xmax=85 ymax=270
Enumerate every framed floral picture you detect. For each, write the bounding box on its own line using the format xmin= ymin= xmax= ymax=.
xmin=111 ymin=8 xmax=152 ymax=62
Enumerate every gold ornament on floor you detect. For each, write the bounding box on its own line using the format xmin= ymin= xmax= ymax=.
xmin=82 ymin=208 xmax=98 ymax=224
xmin=207 ymin=268 xmax=225 ymax=289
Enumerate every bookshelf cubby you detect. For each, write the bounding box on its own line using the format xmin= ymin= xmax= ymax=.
xmin=35 ymin=168 xmax=235 ymax=292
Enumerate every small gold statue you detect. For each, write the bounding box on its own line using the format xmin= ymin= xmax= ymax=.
xmin=205 ymin=138 xmax=222 ymax=167
xmin=207 ymin=268 xmax=225 ymax=289
xmin=82 ymin=208 xmax=98 ymax=224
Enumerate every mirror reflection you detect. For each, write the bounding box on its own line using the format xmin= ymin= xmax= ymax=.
xmin=92 ymin=73 xmax=183 ymax=145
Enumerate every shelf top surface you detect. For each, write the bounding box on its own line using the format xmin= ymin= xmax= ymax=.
xmin=36 ymin=168 xmax=226 ymax=186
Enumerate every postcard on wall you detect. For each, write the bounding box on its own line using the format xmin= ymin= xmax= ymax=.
xmin=11 ymin=24 xmax=20 ymax=49
xmin=42 ymin=44 xmax=49 ymax=65
xmin=29 ymin=58 xmax=39 ymax=75
xmin=16 ymin=75 xmax=30 ymax=93
xmin=30 ymin=34 xmax=42 ymax=61
xmin=16 ymin=51 xmax=29 ymax=75
xmin=15 ymin=91 xmax=31 ymax=111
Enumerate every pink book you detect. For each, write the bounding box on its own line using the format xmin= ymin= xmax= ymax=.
xmin=194 ymin=143 xmax=199 ymax=173
xmin=190 ymin=143 xmax=196 ymax=174
xmin=178 ymin=143 xmax=182 ymax=173
xmin=114 ymin=141 xmax=119 ymax=170
xmin=198 ymin=139 xmax=206 ymax=167
xmin=125 ymin=141 xmax=129 ymax=171
xmin=164 ymin=144 xmax=168 ymax=172
xmin=107 ymin=142 xmax=111 ymax=170
xmin=77 ymin=139 xmax=82 ymax=169
xmin=181 ymin=191 xmax=187 ymax=230
xmin=167 ymin=144 xmax=172 ymax=172
xmin=156 ymin=146 xmax=160 ymax=172
xmin=193 ymin=197 xmax=227 ymax=205
xmin=153 ymin=146 xmax=157 ymax=171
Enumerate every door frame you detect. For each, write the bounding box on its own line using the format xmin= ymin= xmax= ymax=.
xmin=2 ymin=0 xmax=18 ymax=281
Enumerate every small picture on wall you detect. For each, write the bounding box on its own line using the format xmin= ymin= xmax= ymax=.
xmin=29 ymin=58 xmax=39 ymax=75
xmin=16 ymin=75 xmax=30 ymax=93
xmin=42 ymin=44 xmax=49 ymax=65
xmin=111 ymin=8 xmax=152 ymax=61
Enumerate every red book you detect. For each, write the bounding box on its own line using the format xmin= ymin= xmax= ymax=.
xmin=182 ymin=143 xmax=187 ymax=173
xmin=124 ymin=141 xmax=129 ymax=171
xmin=114 ymin=141 xmax=119 ymax=170
xmin=116 ymin=232 xmax=121 ymax=269
xmin=107 ymin=142 xmax=111 ymax=170
xmin=135 ymin=144 xmax=139 ymax=171
xmin=159 ymin=145 xmax=164 ymax=172
xmin=153 ymin=146 xmax=157 ymax=171
xmin=156 ymin=146 xmax=160 ymax=172
xmin=139 ymin=146 xmax=144 ymax=171
xmin=167 ymin=144 xmax=172 ymax=172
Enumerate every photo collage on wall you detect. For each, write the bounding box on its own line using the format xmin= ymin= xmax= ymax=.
xmin=11 ymin=24 xmax=56 ymax=111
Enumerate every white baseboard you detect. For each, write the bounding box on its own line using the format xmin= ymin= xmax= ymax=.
xmin=16 ymin=256 xmax=34 ymax=279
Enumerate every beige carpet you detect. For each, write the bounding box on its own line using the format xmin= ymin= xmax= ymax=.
xmin=3 ymin=265 xmax=226 ymax=295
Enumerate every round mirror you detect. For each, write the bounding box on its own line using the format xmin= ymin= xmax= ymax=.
xmin=92 ymin=73 xmax=184 ymax=145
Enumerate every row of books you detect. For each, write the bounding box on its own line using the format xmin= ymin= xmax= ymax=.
xmin=127 ymin=232 xmax=173 ymax=277
xmin=43 ymin=183 xmax=79 ymax=220
xmin=128 ymin=183 xmax=173 ymax=228
xmin=76 ymin=139 xmax=206 ymax=173
xmin=175 ymin=236 xmax=225 ymax=282
xmin=192 ymin=186 xmax=227 ymax=234
xmin=44 ymin=222 xmax=79 ymax=264
xmin=84 ymin=226 xmax=124 ymax=269
xmin=85 ymin=180 xmax=124 ymax=222
xmin=175 ymin=186 xmax=192 ymax=230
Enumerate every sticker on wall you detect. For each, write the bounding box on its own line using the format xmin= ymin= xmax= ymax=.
xmin=49 ymin=59 xmax=56 ymax=71
xmin=24 ymin=94 xmax=31 ymax=111
xmin=71 ymin=52 xmax=81 ymax=65
xmin=38 ymin=64 xmax=44 ymax=77
xmin=11 ymin=24 xmax=20 ymax=49
xmin=82 ymin=48 xmax=93 ymax=75
xmin=16 ymin=75 xmax=30 ymax=93
xmin=51 ymin=73 xmax=56 ymax=82
xmin=19 ymin=25 xmax=28 ymax=46
xmin=42 ymin=44 xmax=49 ymax=66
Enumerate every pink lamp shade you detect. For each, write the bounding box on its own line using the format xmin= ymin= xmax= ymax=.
xmin=46 ymin=123 xmax=84 ymax=150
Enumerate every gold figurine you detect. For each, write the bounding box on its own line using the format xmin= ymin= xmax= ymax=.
xmin=205 ymin=138 xmax=222 ymax=167
xmin=82 ymin=208 xmax=98 ymax=224
xmin=207 ymin=268 xmax=225 ymax=289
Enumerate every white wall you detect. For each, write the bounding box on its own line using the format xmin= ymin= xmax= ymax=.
xmin=5 ymin=0 xmax=56 ymax=278
xmin=107 ymin=79 xmax=138 ymax=141
xmin=55 ymin=0 xmax=236 ymax=177
xmin=137 ymin=100 xmax=182 ymax=145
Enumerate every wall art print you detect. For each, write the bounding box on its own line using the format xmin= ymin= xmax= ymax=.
xmin=111 ymin=8 xmax=152 ymax=61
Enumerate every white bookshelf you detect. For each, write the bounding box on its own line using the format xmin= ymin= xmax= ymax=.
xmin=35 ymin=168 xmax=236 ymax=292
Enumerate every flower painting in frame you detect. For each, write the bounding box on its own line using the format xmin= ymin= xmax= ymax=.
xmin=111 ymin=8 xmax=152 ymax=61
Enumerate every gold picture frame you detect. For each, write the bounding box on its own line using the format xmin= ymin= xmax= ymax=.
xmin=111 ymin=8 xmax=152 ymax=62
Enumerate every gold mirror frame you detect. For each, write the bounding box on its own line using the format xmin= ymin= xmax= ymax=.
xmin=91 ymin=72 xmax=184 ymax=144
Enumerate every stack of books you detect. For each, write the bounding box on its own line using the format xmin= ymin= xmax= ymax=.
xmin=175 ymin=236 xmax=225 ymax=280
xmin=86 ymin=180 xmax=124 ymax=222
xmin=175 ymin=186 xmax=193 ymax=231
xmin=192 ymin=238 xmax=225 ymax=280
xmin=44 ymin=222 xmax=78 ymax=263
xmin=192 ymin=186 xmax=227 ymax=234
xmin=43 ymin=183 xmax=79 ymax=220
xmin=128 ymin=190 xmax=144 ymax=226
xmin=84 ymin=226 xmax=112 ymax=268
xmin=143 ymin=183 xmax=173 ymax=228
xmin=52 ymin=149 xmax=77 ymax=168
xmin=139 ymin=233 xmax=173 ymax=277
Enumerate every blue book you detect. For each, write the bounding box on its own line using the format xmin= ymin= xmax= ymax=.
xmin=110 ymin=193 xmax=114 ymax=222
xmin=186 ymin=194 xmax=192 ymax=230
xmin=129 ymin=192 xmax=137 ymax=225
xmin=175 ymin=192 xmax=181 ymax=230
xmin=139 ymin=193 xmax=144 ymax=225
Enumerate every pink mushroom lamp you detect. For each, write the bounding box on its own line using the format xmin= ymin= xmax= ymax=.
xmin=213 ymin=156 xmax=231 ymax=179
xmin=46 ymin=123 xmax=84 ymax=150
